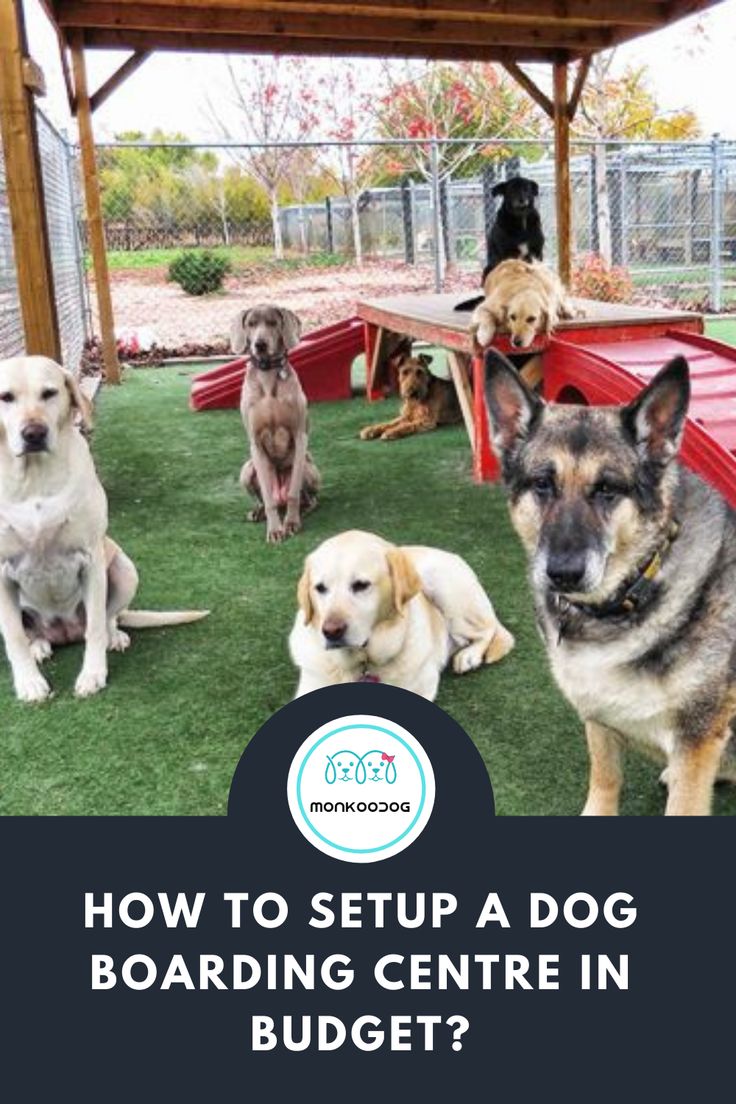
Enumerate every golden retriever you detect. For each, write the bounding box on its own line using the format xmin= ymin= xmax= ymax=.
xmin=289 ymin=529 xmax=514 ymax=699
xmin=471 ymin=258 xmax=576 ymax=349
xmin=0 ymin=355 xmax=207 ymax=701
xmin=360 ymin=353 xmax=462 ymax=441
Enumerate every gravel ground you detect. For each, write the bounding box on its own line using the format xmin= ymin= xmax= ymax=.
xmin=91 ymin=259 xmax=481 ymax=349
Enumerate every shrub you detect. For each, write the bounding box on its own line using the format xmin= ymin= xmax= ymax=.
xmin=572 ymin=253 xmax=633 ymax=303
xmin=168 ymin=249 xmax=231 ymax=295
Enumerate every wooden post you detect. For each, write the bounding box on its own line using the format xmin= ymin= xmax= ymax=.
xmin=0 ymin=0 xmax=60 ymax=360
xmin=553 ymin=60 xmax=572 ymax=287
xmin=70 ymin=32 xmax=119 ymax=383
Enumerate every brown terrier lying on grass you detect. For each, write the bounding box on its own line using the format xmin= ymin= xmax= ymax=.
xmin=360 ymin=353 xmax=462 ymax=441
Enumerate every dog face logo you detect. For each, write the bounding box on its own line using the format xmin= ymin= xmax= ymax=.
xmin=361 ymin=751 xmax=397 ymax=785
xmin=324 ymin=750 xmax=359 ymax=784
xmin=484 ymin=350 xmax=690 ymax=603
xmin=325 ymin=749 xmax=397 ymax=785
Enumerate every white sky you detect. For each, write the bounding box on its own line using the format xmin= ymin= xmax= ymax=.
xmin=23 ymin=0 xmax=736 ymax=141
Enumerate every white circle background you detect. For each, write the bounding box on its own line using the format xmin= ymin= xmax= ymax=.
xmin=286 ymin=713 xmax=436 ymax=863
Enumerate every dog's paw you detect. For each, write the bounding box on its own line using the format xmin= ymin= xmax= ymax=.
xmin=74 ymin=666 xmax=108 ymax=698
xmin=247 ymin=505 xmax=266 ymax=523
xmin=108 ymin=628 xmax=131 ymax=653
xmin=266 ymin=522 xmax=286 ymax=544
xmin=360 ymin=426 xmax=381 ymax=440
xmin=475 ymin=322 xmax=495 ymax=347
xmin=284 ymin=516 xmax=302 ymax=537
xmin=15 ymin=668 xmax=52 ymax=703
xmin=29 ymin=639 xmax=52 ymax=663
xmin=452 ymin=643 xmax=485 ymax=675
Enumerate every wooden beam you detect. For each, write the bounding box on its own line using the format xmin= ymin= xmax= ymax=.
xmin=553 ymin=60 xmax=572 ymax=287
xmin=22 ymin=56 xmax=47 ymax=96
xmin=56 ymin=2 xmax=623 ymax=50
xmin=0 ymin=0 xmax=61 ymax=360
xmin=567 ymin=54 xmax=591 ymax=119
xmin=54 ymin=0 xmax=672 ymax=28
xmin=88 ymin=50 xmax=150 ymax=114
xmin=79 ymin=27 xmax=570 ymax=63
xmin=70 ymin=32 xmax=120 ymax=384
xmin=502 ymin=60 xmax=554 ymax=118
xmin=40 ymin=0 xmax=77 ymax=112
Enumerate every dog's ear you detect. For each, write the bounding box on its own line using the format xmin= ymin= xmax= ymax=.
xmin=386 ymin=549 xmax=422 ymax=615
xmin=230 ymin=309 xmax=250 ymax=355
xmin=297 ymin=562 xmax=315 ymax=625
xmin=621 ymin=356 xmax=690 ymax=466
xmin=484 ymin=348 xmax=543 ymax=459
xmin=491 ymin=181 xmax=507 ymax=198
xmin=418 ymin=353 xmax=433 ymax=368
xmin=62 ymin=369 xmax=93 ymax=432
xmin=278 ymin=308 xmax=302 ymax=351
xmin=530 ymin=180 xmax=540 ymax=197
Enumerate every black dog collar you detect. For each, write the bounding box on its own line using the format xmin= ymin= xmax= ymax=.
xmin=249 ymin=352 xmax=289 ymax=376
xmin=555 ymin=519 xmax=680 ymax=643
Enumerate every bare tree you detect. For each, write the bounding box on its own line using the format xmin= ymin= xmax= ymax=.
xmin=203 ymin=57 xmax=319 ymax=259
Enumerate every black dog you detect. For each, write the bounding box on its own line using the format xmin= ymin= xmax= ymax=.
xmin=456 ymin=176 xmax=544 ymax=311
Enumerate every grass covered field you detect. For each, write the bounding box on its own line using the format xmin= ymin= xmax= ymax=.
xmin=103 ymin=246 xmax=350 ymax=273
xmin=1 ymin=365 xmax=734 ymax=817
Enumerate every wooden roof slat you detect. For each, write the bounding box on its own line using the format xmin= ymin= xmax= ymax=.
xmin=78 ymin=27 xmax=568 ymax=62
xmin=53 ymin=0 xmax=671 ymax=30
xmin=55 ymin=2 xmax=631 ymax=51
xmin=45 ymin=0 xmax=726 ymax=72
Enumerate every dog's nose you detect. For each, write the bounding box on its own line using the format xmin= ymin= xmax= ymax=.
xmin=21 ymin=422 xmax=48 ymax=450
xmin=511 ymin=336 xmax=524 ymax=348
xmin=546 ymin=554 xmax=587 ymax=592
xmin=254 ymin=339 xmax=268 ymax=354
xmin=322 ymin=619 xmax=347 ymax=644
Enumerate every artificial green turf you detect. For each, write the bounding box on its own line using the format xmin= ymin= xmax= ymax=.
xmin=706 ymin=316 xmax=736 ymax=345
xmin=1 ymin=366 xmax=734 ymax=817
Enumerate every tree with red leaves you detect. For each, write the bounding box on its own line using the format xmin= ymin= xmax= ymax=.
xmin=371 ymin=61 xmax=545 ymax=184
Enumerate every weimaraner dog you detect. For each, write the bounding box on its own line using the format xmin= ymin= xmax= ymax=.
xmin=231 ymin=305 xmax=321 ymax=544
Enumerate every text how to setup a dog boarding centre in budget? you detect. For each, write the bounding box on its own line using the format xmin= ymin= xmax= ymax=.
xmin=84 ymin=888 xmax=637 ymax=1052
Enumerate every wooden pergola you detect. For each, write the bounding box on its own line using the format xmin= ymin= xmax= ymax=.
xmin=0 ymin=0 xmax=725 ymax=382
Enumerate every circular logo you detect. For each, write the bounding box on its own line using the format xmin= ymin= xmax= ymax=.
xmin=287 ymin=713 xmax=435 ymax=863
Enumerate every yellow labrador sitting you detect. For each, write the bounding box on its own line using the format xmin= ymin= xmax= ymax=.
xmin=0 ymin=356 xmax=208 ymax=702
xmin=289 ymin=529 xmax=514 ymax=699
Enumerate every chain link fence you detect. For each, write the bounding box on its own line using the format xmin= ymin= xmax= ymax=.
xmin=2 ymin=129 xmax=736 ymax=364
xmin=92 ymin=135 xmax=736 ymax=355
xmin=0 ymin=108 xmax=88 ymax=369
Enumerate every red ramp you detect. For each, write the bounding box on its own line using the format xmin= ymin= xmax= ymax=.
xmin=544 ymin=330 xmax=736 ymax=508
xmin=190 ymin=316 xmax=364 ymax=411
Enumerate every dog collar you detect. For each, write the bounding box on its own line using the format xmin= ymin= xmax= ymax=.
xmin=555 ymin=519 xmax=680 ymax=643
xmin=249 ymin=353 xmax=289 ymax=379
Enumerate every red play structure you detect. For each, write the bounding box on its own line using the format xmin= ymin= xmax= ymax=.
xmin=472 ymin=328 xmax=736 ymax=509
xmin=189 ymin=316 xmax=364 ymax=410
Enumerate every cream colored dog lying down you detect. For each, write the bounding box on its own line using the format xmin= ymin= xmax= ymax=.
xmin=289 ymin=530 xmax=514 ymax=700
xmin=471 ymin=258 xmax=575 ymax=349
xmin=0 ymin=356 xmax=208 ymax=702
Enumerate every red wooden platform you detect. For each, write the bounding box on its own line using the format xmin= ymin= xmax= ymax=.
xmin=357 ymin=294 xmax=736 ymax=509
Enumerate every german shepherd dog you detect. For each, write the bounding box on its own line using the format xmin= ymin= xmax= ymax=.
xmin=484 ymin=349 xmax=736 ymax=816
